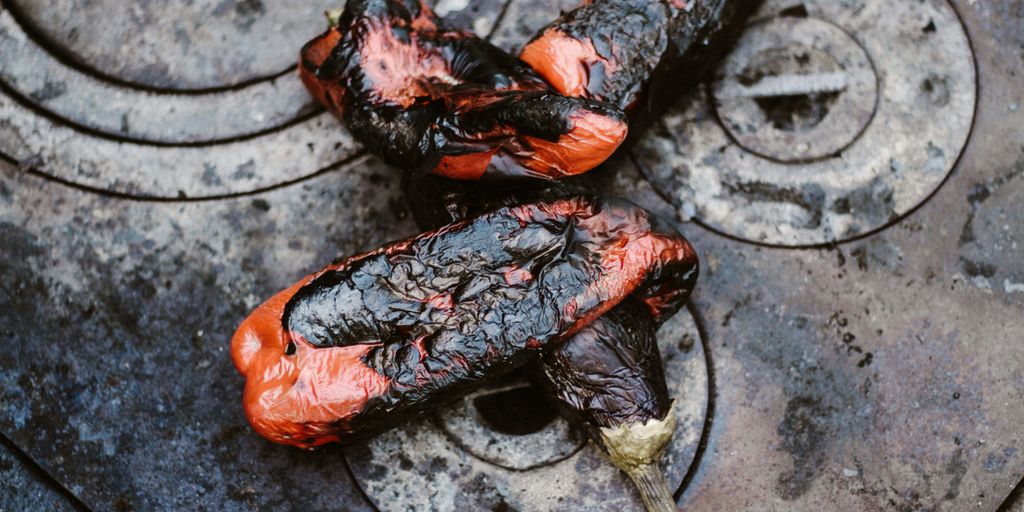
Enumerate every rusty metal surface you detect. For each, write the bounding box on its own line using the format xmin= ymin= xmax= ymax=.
xmin=0 ymin=0 xmax=1021 ymax=511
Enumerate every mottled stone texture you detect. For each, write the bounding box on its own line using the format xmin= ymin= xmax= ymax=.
xmin=0 ymin=0 xmax=1022 ymax=511
xmin=0 ymin=437 xmax=81 ymax=512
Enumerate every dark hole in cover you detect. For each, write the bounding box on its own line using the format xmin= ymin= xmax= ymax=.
xmin=474 ymin=385 xmax=558 ymax=435
xmin=779 ymin=4 xmax=809 ymax=18
xmin=755 ymin=92 xmax=841 ymax=132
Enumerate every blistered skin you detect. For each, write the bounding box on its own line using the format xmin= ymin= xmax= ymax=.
xmin=299 ymin=0 xmax=628 ymax=180
xmin=520 ymin=0 xmax=762 ymax=130
xmin=403 ymin=175 xmax=680 ymax=429
xmin=232 ymin=196 xmax=698 ymax=447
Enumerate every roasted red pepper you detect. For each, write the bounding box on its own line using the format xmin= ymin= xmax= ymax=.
xmin=521 ymin=0 xmax=761 ymax=130
xmin=299 ymin=0 xmax=628 ymax=180
xmin=231 ymin=196 xmax=697 ymax=447
xmin=405 ymin=175 xmax=685 ymax=511
xmin=235 ymin=3 xmax=756 ymax=508
xmin=541 ymin=299 xmax=678 ymax=511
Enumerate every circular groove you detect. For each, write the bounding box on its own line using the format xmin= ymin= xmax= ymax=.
xmin=712 ymin=16 xmax=879 ymax=163
xmin=673 ymin=302 xmax=718 ymax=502
xmin=0 ymin=0 xmax=520 ymax=200
xmin=1 ymin=149 xmax=371 ymax=203
xmin=0 ymin=76 xmax=324 ymax=148
xmin=635 ymin=0 xmax=977 ymax=247
xmin=434 ymin=379 xmax=588 ymax=471
xmin=0 ymin=9 xmax=320 ymax=144
xmin=2 ymin=0 xmax=313 ymax=94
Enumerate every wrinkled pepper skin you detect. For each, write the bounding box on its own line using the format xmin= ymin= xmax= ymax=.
xmin=232 ymin=196 xmax=698 ymax=447
xmin=299 ymin=0 xmax=628 ymax=180
xmin=520 ymin=0 xmax=761 ymax=131
xmin=404 ymin=175 xmax=684 ymax=511
xmin=404 ymin=174 xmax=676 ymax=426
xmin=539 ymin=298 xmax=670 ymax=429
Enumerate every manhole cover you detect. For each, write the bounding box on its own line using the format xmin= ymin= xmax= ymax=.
xmin=634 ymin=0 xmax=976 ymax=246
xmin=347 ymin=309 xmax=709 ymax=512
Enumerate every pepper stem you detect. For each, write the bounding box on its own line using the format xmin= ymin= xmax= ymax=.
xmin=595 ymin=403 xmax=679 ymax=512
xmin=324 ymin=8 xmax=344 ymax=28
xmin=623 ymin=462 xmax=678 ymax=512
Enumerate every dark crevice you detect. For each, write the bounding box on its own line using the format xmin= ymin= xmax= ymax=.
xmin=0 ymin=77 xmax=325 ymax=148
xmin=0 ymin=149 xmax=370 ymax=203
xmin=754 ymin=92 xmax=841 ymax=132
xmin=779 ymin=4 xmax=809 ymax=18
xmin=1 ymin=0 xmax=296 ymax=96
xmin=474 ymin=385 xmax=558 ymax=436
xmin=0 ymin=432 xmax=93 ymax=511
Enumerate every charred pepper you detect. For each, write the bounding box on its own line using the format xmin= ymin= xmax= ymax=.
xmin=520 ymin=0 xmax=761 ymax=132
xmin=231 ymin=196 xmax=697 ymax=447
xmin=407 ymin=174 xmax=688 ymax=509
xmin=404 ymin=175 xmax=686 ymax=512
xmin=299 ymin=0 xmax=629 ymax=180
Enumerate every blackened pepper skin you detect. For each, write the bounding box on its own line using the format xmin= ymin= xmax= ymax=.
xmin=540 ymin=299 xmax=679 ymax=512
xmin=520 ymin=0 xmax=761 ymax=133
xmin=299 ymin=0 xmax=628 ymax=180
xmin=540 ymin=299 xmax=670 ymax=433
xmin=402 ymin=177 xmax=675 ymax=431
xmin=231 ymin=196 xmax=697 ymax=447
xmin=408 ymin=174 xmax=681 ymax=432
xmin=405 ymin=174 xmax=685 ymax=511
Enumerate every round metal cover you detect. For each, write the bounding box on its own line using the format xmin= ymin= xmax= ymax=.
xmin=634 ymin=0 xmax=977 ymax=246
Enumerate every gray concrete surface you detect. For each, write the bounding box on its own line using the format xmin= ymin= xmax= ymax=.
xmin=0 ymin=0 xmax=1021 ymax=511
xmin=0 ymin=436 xmax=82 ymax=512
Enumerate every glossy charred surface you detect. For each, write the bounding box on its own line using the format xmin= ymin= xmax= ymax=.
xmin=299 ymin=0 xmax=628 ymax=180
xmin=541 ymin=298 xmax=671 ymax=429
xmin=520 ymin=0 xmax=761 ymax=131
xmin=231 ymin=196 xmax=697 ymax=447
xmin=404 ymin=174 xmax=680 ymax=430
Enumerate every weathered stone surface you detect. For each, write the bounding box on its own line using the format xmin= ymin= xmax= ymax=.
xmin=0 ymin=157 xmax=415 ymax=510
xmin=0 ymin=438 xmax=81 ymax=512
